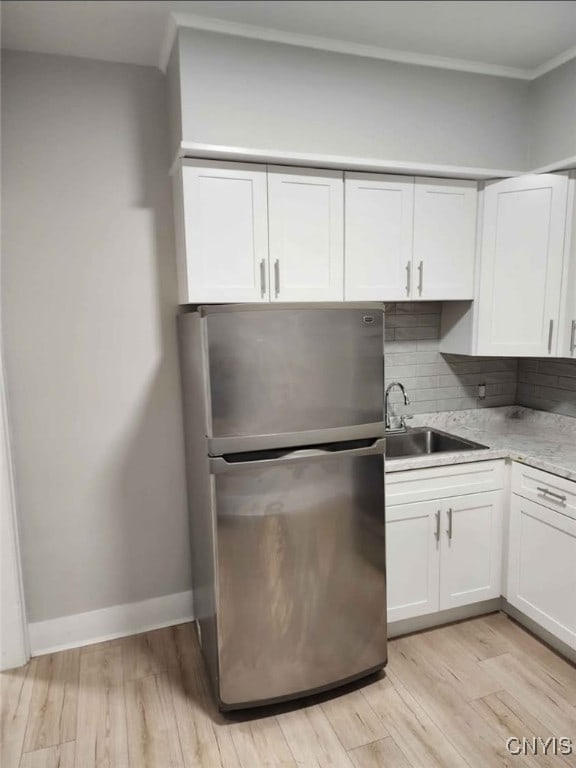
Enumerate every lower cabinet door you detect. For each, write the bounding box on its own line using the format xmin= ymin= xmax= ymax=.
xmin=507 ymin=495 xmax=576 ymax=650
xmin=439 ymin=491 xmax=503 ymax=610
xmin=386 ymin=500 xmax=440 ymax=622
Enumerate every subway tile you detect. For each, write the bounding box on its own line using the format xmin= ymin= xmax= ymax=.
xmin=395 ymin=301 xmax=442 ymax=314
xmin=416 ymin=339 xmax=441 ymax=352
xmin=387 ymin=313 xmax=440 ymax=328
xmin=385 ymin=341 xmax=419 ymax=354
xmin=411 ymin=387 xmax=461 ymax=402
xmin=384 ymin=364 xmax=418 ymax=378
xmin=558 ymin=376 xmax=576 ymax=391
xmin=395 ymin=326 xmax=439 ymax=341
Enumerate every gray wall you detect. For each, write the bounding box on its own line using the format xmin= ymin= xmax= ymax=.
xmin=517 ymin=359 xmax=576 ymax=417
xmin=174 ymin=29 xmax=532 ymax=171
xmin=1 ymin=51 xmax=191 ymax=622
xmin=385 ymin=304 xmax=517 ymax=418
xmin=530 ymin=58 xmax=576 ymax=169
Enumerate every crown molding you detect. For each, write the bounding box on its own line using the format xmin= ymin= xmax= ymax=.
xmin=159 ymin=11 xmax=576 ymax=81
xmin=158 ymin=12 xmax=178 ymax=72
xmin=160 ymin=12 xmax=531 ymax=79
xmin=531 ymin=154 xmax=576 ymax=174
xmin=531 ymin=43 xmax=576 ymax=79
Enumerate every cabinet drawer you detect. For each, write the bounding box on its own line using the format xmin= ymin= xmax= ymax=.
xmin=512 ymin=463 xmax=576 ymax=520
xmin=386 ymin=460 xmax=505 ymax=506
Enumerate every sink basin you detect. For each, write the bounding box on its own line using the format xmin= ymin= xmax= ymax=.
xmin=386 ymin=427 xmax=488 ymax=460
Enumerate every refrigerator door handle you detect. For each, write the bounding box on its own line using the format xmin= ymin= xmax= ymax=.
xmin=210 ymin=438 xmax=386 ymax=473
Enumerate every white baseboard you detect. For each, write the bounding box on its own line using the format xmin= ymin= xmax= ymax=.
xmin=28 ymin=590 xmax=194 ymax=657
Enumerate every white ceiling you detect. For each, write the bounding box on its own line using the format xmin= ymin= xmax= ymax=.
xmin=2 ymin=1 xmax=576 ymax=78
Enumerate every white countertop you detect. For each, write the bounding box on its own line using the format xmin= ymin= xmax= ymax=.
xmin=385 ymin=406 xmax=576 ymax=483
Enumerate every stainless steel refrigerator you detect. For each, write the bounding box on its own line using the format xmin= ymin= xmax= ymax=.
xmin=178 ymin=304 xmax=387 ymax=710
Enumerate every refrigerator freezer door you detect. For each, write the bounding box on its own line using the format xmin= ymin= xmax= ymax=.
xmin=210 ymin=441 xmax=387 ymax=708
xmin=205 ymin=307 xmax=384 ymax=439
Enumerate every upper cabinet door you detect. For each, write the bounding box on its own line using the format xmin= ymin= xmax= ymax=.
xmin=476 ymin=174 xmax=569 ymax=356
xmin=559 ymin=176 xmax=576 ymax=359
xmin=178 ymin=161 xmax=269 ymax=304
xmin=345 ymin=173 xmax=414 ymax=301
xmin=268 ymin=167 xmax=344 ymax=302
xmin=413 ymin=178 xmax=477 ymax=301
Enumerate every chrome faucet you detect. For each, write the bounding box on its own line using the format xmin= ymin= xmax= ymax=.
xmin=385 ymin=381 xmax=412 ymax=432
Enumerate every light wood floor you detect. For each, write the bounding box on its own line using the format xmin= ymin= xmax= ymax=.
xmin=2 ymin=612 xmax=576 ymax=768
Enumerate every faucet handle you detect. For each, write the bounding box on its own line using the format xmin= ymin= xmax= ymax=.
xmin=400 ymin=414 xmax=414 ymax=428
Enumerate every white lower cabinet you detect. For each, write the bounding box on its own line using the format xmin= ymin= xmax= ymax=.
xmin=386 ymin=484 xmax=504 ymax=623
xmin=386 ymin=500 xmax=440 ymax=622
xmin=439 ymin=492 xmax=503 ymax=610
xmin=507 ymin=494 xmax=576 ymax=650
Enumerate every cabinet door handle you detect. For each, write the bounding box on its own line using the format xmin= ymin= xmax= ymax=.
xmin=435 ymin=510 xmax=440 ymax=541
xmin=548 ymin=319 xmax=554 ymax=353
xmin=417 ymin=261 xmax=424 ymax=296
xmin=447 ymin=508 xmax=453 ymax=540
xmin=406 ymin=262 xmax=411 ymax=296
xmin=274 ymin=259 xmax=280 ymax=298
xmin=536 ymin=486 xmax=567 ymax=503
xmin=259 ymin=259 xmax=266 ymax=297
xmin=571 ymin=320 xmax=576 ymax=354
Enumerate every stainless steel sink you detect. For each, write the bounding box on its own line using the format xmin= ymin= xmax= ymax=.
xmin=385 ymin=427 xmax=488 ymax=460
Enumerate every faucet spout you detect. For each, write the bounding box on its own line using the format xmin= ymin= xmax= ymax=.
xmin=385 ymin=381 xmax=412 ymax=430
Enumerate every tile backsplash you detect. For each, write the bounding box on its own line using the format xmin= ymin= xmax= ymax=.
xmin=517 ymin=358 xmax=576 ymax=418
xmin=384 ymin=303 xmax=518 ymax=417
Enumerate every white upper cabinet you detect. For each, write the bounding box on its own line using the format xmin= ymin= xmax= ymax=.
xmin=413 ymin=178 xmax=477 ymax=300
xmin=268 ymin=167 xmax=344 ymax=302
xmin=558 ymin=173 xmax=576 ymax=359
xmin=345 ymin=174 xmax=476 ymax=302
xmin=345 ymin=173 xmax=414 ymax=301
xmin=476 ymin=173 xmax=569 ymax=356
xmin=175 ymin=160 xmax=269 ymax=304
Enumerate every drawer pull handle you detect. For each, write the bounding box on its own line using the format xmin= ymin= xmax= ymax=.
xmin=406 ymin=261 xmax=411 ymax=296
xmin=536 ymin=486 xmax=567 ymax=503
xmin=447 ymin=507 xmax=453 ymax=540
xmin=435 ymin=510 xmax=440 ymax=541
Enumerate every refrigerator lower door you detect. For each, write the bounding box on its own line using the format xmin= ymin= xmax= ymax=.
xmin=209 ymin=439 xmax=387 ymax=709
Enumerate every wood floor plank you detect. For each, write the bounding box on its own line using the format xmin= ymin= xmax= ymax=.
xmin=320 ymin=687 xmax=389 ymax=751
xmin=1 ymin=661 xmax=38 ymax=768
xmin=278 ymin=703 xmax=354 ymax=767
xmin=166 ymin=623 xmax=241 ymax=768
xmin=388 ymin=635 xmax=518 ymax=768
xmin=74 ymin=645 xmax=128 ymax=768
xmin=412 ymin=624 xmax=502 ymax=701
xmin=481 ymin=614 xmax=576 ymax=705
xmin=479 ymin=652 xmax=576 ymax=739
xmin=231 ymin=717 xmax=297 ymax=768
xmin=348 ymin=736 xmax=412 ymax=768
xmin=19 ymin=741 xmax=75 ymax=768
xmin=122 ymin=627 xmax=175 ymax=683
xmin=362 ymin=671 xmax=465 ymax=768
xmin=3 ymin=615 xmax=576 ymax=768
xmin=125 ymin=672 xmax=184 ymax=768
xmin=471 ymin=691 xmax=576 ymax=768
xmin=23 ymin=650 xmax=79 ymax=752
xmin=451 ymin=614 xmax=511 ymax=661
